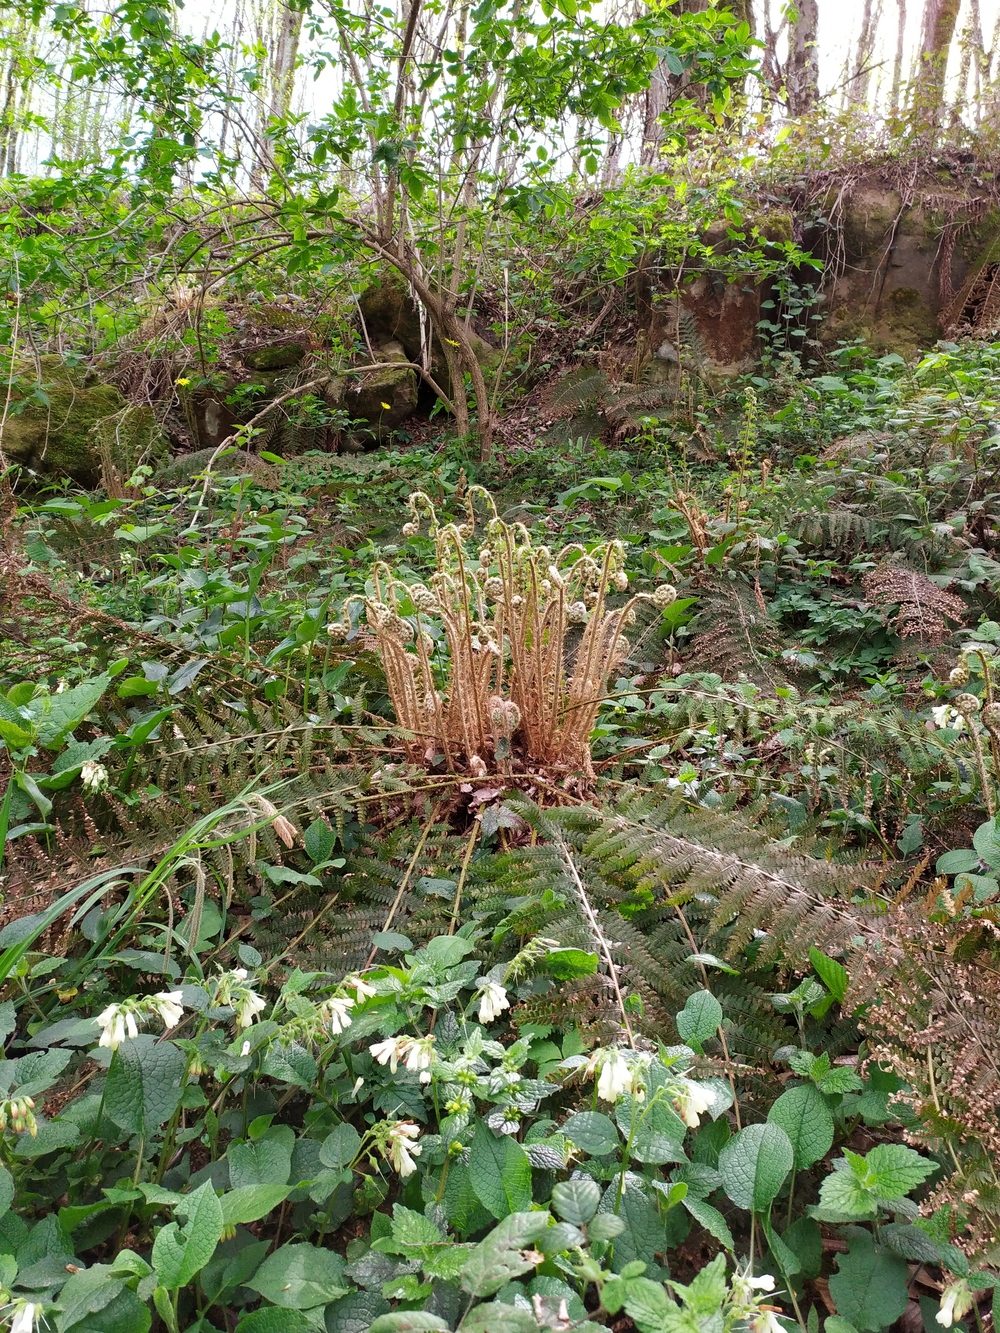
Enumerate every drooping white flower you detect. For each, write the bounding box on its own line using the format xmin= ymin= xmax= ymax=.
xmin=385 ymin=1121 xmax=422 ymax=1178
xmin=324 ymin=995 xmax=355 ymax=1035
xmin=477 ymin=981 xmax=510 ymax=1024
xmin=936 ymin=1280 xmax=974 ymax=1328
xmin=345 ymin=973 xmax=377 ymax=1001
xmin=750 ymin=1312 xmax=784 ymax=1333
xmin=233 ymin=987 xmax=267 ymax=1028
xmin=9 ymin=1301 xmax=43 ymax=1333
xmin=673 ymin=1077 xmax=714 ymax=1129
xmin=149 ymin=990 xmax=185 ymax=1032
xmin=231 ymin=967 xmax=249 ymax=982
xmin=931 ymin=704 xmax=965 ymax=733
xmin=369 ymin=1036 xmax=411 ymax=1073
xmin=403 ymin=1036 xmax=435 ymax=1084
xmin=96 ymin=1003 xmax=139 ymax=1051
xmin=749 ymin=1274 xmax=776 ymax=1292
xmin=586 ymin=1047 xmax=631 ymax=1104
xmin=80 ymin=760 xmax=109 ymax=792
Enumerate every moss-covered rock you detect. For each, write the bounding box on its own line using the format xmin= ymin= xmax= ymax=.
xmin=338 ymin=340 xmax=418 ymax=434
xmin=2 ymin=356 xmax=166 ymax=486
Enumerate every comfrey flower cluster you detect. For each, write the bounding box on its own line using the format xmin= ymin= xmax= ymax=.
xmin=95 ymin=990 xmax=185 ymax=1050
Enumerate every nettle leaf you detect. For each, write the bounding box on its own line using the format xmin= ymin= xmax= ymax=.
xmin=862 ymin=1144 xmax=938 ymax=1199
xmin=104 ymin=1036 xmax=186 ymax=1135
xmin=828 ymin=1233 xmax=909 ymax=1331
xmin=808 ymin=947 xmax=848 ymax=1001
xmin=718 ymin=1122 xmax=793 ymax=1212
xmin=246 ymin=1242 xmax=350 ymax=1308
xmin=676 ymin=989 xmax=723 ymax=1047
xmin=551 ymin=1178 xmax=600 ymax=1226
xmin=767 ymin=1083 xmax=834 ymax=1169
xmin=468 ymin=1123 xmax=532 ymax=1219
xmin=812 ymin=1167 xmax=878 ymax=1222
xmin=150 ymin=1181 xmax=224 ymax=1289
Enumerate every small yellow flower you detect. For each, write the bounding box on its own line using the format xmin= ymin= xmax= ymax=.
xmin=175 ymin=377 xmax=191 ymax=387
xmin=380 ymin=401 xmax=392 ymax=411
xmin=443 ymin=337 xmax=460 ymax=346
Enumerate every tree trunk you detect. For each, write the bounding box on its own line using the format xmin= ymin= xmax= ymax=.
xmin=890 ymin=0 xmax=907 ymax=118
xmin=911 ymin=0 xmax=961 ymax=133
xmin=786 ymin=0 xmax=819 ymax=117
xmin=640 ymin=0 xmax=707 ymax=165
xmin=847 ymin=0 xmax=882 ymax=107
xmin=252 ymin=0 xmax=303 ymax=187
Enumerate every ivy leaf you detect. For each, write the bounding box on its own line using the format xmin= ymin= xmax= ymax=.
xmin=718 ymin=1122 xmax=793 ymax=1212
xmin=767 ymin=1083 xmax=834 ymax=1169
xmin=828 ymin=1233 xmax=909 ymax=1331
xmin=150 ymin=1181 xmax=224 ymax=1290
xmin=468 ymin=1123 xmax=532 ymax=1218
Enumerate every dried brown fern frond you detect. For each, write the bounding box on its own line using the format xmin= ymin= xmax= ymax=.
xmin=852 ymin=911 xmax=1000 ymax=1263
xmin=862 ymin=563 xmax=966 ymax=644
xmin=684 ymin=576 xmax=790 ymax=692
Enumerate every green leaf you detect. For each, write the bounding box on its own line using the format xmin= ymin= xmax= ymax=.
xmin=682 ymin=1195 xmax=734 ymax=1251
xmin=468 ymin=1123 xmax=532 ymax=1218
xmin=551 ymin=1178 xmax=600 ymax=1226
xmin=935 ymin=848 xmax=981 ymax=875
xmin=718 ymin=1122 xmax=794 ymax=1212
xmin=828 ymin=1233 xmax=909 ymax=1331
xmin=219 ymin=1184 xmax=291 ymax=1227
xmin=303 ymin=818 xmax=336 ymax=865
xmin=460 ymin=1212 xmax=550 ymax=1297
xmin=236 ymin=1311 xmax=317 ymax=1332
xmin=33 ymin=673 xmax=110 ymax=749
xmin=245 ymin=1242 xmax=349 ymax=1309
xmin=150 ymin=1181 xmax=224 ymax=1289
xmin=676 ymin=989 xmax=723 ymax=1047
xmin=319 ymin=1122 xmax=361 ymax=1169
xmin=0 ymin=1166 xmax=13 ymax=1218
xmin=812 ymin=1168 xmax=878 ymax=1222
xmin=104 ymin=1035 xmax=186 ymax=1135
xmin=973 ymin=818 xmax=1000 ymax=870
xmin=768 ymin=1084 xmax=835 ymax=1169
xmin=228 ymin=1125 xmax=295 ymax=1188
xmin=561 ymin=1111 xmax=619 ymax=1156
xmin=863 ymin=1144 xmax=937 ymax=1199
xmin=369 ymin=1317 xmax=450 ymax=1333
xmin=458 ymin=1306 xmax=540 ymax=1333
xmin=808 ymin=948 xmax=848 ymax=1001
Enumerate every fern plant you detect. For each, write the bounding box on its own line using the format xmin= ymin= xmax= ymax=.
xmin=332 ymin=488 xmax=677 ymax=777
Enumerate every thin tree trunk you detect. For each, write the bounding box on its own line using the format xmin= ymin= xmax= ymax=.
xmin=911 ymin=0 xmax=961 ymax=134
xmin=890 ymin=0 xmax=907 ymax=118
xmin=640 ymin=0 xmax=707 ymax=165
xmin=847 ymin=0 xmax=882 ymax=108
xmin=786 ymin=0 xmax=819 ymax=117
